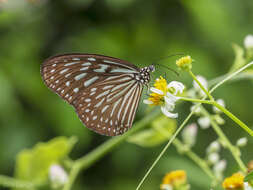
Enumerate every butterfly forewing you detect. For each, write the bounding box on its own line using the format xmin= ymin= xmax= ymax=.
xmin=41 ymin=54 xmax=144 ymax=136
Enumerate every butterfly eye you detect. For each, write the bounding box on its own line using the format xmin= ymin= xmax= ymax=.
xmin=41 ymin=54 xmax=153 ymax=136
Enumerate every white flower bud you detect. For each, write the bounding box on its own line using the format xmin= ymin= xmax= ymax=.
xmin=213 ymin=160 xmax=227 ymax=179
xmin=207 ymin=141 xmax=220 ymax=153
xmin=197 ymin=117 xmax=211 ymax=129
xmin=244 ymin=35 xmax=253 ymax=49
xmin=182 ymin=123 xmax=198 ymax=147
xmin=208 ymin=152 xmax=220 ymax=164
xmin=213 ymin=99 xmax=225 ymax=113
xmin=236 ymin=137 xmax=247 ymax=147
xmin=49 ymin=164 xmax=68 ymax=188
xmin=213 ymin=159 xmax=227 ymax=173
xmin=190 ymin=104 xmax=201 ymax=114
xmin=193 ymin=75 xmax=208 ymax=96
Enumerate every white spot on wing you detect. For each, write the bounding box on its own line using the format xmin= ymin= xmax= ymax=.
xmin=75 ymin=73 xmax=87 ymax=80
xmin=60 ymin=68 xmax=69 ymax=74
xmin=110 ymin=68 xmax=138 ymax=73
xmin=94 ymin=64 xmax=109 ymax=72
xmin=82 ymin=62 xmax=91 ymax=66
xmin=84 ymin=76 xmax=99 ymax=87
xmin=66 ymin=81 xmax=70 ymax=86
xmin=80 ymin=67 xmax=88 ymax=71
xmin=64 ymin=62 xmax=79 ymax=66
xmin=87 ymin=58 xmax=96 ymax=61
xmin=65 ymin=73 xmax=71 ymax=78
xmin=101 ymin=105 xmax=109 ymax=113
xmin=73 ymin=88 xmax=79 ymax=93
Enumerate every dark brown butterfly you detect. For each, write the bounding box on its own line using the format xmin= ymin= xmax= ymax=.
xmin=41 ymin=54 xmax=155 ymax=136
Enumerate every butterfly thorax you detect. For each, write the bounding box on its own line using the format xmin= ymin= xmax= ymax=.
xmin=136 ymin=65 xmax=155 ymax=84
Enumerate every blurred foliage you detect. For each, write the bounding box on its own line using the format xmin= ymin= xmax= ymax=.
xmin=0 ymin=0 xmax=253 ymax=190
xmin=128 ymin=115 xmax=176 ymax=147
xmin=14 ymin=136 xmax=76 ymax=188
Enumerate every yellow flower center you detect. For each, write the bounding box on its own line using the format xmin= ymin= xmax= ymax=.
xmin=222 ymin=173 xmax=244 ymax=190
xmin=148 ymin=76 xmax=167 ymax=105
xmin=176 ymin=56 xmax=192 ymax=70
xmin=161 ymin=170 xmax=187 ymax=186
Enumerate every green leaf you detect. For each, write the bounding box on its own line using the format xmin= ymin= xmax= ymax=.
xmin=229 ymin=43 xmax=246 ymax=73
xmin=127 ymin=115 xmax=176 ymax=147
xmin=244 ymin=171 xmax=253 ymax=182
xmin=13 ymin=136 xmax=77 ymax=189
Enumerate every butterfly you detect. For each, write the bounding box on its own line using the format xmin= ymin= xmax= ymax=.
xmin=41 ymin=54 xmax=155 ymax=136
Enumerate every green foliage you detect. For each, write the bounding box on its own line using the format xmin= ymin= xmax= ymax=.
xmin=128 ymin=115 xmax=176 ymax=147
xmin=245 ymin=171 xmax=253 ymax=186
xmin=14 ymin=137 xmax=77 ymax=188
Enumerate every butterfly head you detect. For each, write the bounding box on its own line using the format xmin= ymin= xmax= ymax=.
xmin=137 ymin=65 xmax=155 ymax=84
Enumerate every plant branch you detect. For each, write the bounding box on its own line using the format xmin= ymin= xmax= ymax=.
xmin=200 ymin=106 xmax=247 ymax=172
xmin=0 ymin=175 xmax=38 ymax=189
xmin=63 ymin=109 xmax=161 ymax=190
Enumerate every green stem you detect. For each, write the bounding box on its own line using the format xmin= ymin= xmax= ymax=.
xmin=63 ymin=109 xmax=161 ymax=190
xmin=0 ymin=175 xmax=38 ymax=189
xmin=180 ymin=97 xmax=253 ymax=136
xmin=189 ymin=70 xmax=214 ymax=101
xmin=136 ymin=111 xmax=195 ymax=190
xmin=200 ymin=107 xmax=247 ymax=173
xmin=179 ymin=97 xmax=213 ymax=105
xmin=153 ymin=124 xmax=217 ymax=182
xmin=172 ymin=139 xmax=217 ymax=182
xmin=213 ymin=102 xmax=253 ymax=137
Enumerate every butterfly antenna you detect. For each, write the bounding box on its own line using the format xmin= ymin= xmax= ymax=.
xmin=152 ymin=53 xmax=184 ymax=77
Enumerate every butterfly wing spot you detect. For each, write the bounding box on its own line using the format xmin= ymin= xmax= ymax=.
xmin=84 ymin=98 xmax=91 ymax=103
xmin=64 ymin=62 xmax=79 ymax=66
xmin=82 ymin=62 xmax=91 ymax=66
xmin=72 ymin=58 xmax=80 ymax=61
xmin=80 ymin=67 xmax=89 ymax=71
xmin=101 ymin=105 xmax=109 ymax=113
xmin=91 ymin=88 xmax=97 ymax=92
xmin=52 ymin=64 xmax=56 ymax=67
xmin=66 ymin=81 xmax=70 ymax=86
xmin=94 ymin=98 xmax=105 ymax=108
xmin=94 ymin=64 xmax=109 ymax=72
xmin=61 ymin=90 xmax=65 ymax=94
xmin=60 ymin=68 xmax=69 ymax=74
xmin=65 ymin=73 xmax=71 ymax=78
xmin=55 ymin=80 xmax=59 ymax=84
xmin=84 ymin=76 xmax=99 ymax=87
xmin=73 ymin=88 xmax=79 ymax=93
xmin=50 ymin=76 xmax=55 ymax=80
xmin=85 ymin=109 xmax=90 ymax=113
xmin=75 ymin=73 xmax=87 ymax=81
xmin=93 ymin=116 xmax=97 ymax=120
xmin=87 ymin=58 xmax=96 ymax=61
xmin=50 ymin=69 xmax=55 ymax=73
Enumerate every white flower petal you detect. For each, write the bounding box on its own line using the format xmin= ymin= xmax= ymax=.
xmin=167 ymin=81 xmax=185 ymax=95
xmin=164 ymin=96 xmax=175 ymax=110
xmin=161 ymin=106 xmax=178 ymax=118
xmin=150 ymin=87 xmax=164 ymax=95
xmin=166 ymin=92 xmax=180 ymax=102
xmin=244 ymin=35 xmax=253 ymax=49
xmin=143 ymin=99 xmax=153 ymax=105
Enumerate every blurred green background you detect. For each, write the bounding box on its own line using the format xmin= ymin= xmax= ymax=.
xmin=0 ymin=0 xmax=253 ymax=190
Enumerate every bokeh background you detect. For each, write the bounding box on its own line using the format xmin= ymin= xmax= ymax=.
xmin=0 ymin=0 xmax=253 ymax=190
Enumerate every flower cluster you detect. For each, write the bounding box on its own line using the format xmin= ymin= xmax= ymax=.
xmin=144 ymin=76 xmax=184 ymax=118
xmin=222 ymin=172 xmax=253 ymax=190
